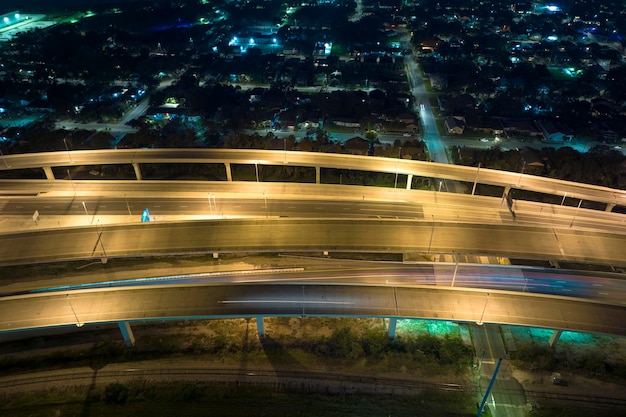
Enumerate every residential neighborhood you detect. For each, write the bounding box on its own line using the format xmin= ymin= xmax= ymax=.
xmin=0 ymin=0 xmax=624 ymax=188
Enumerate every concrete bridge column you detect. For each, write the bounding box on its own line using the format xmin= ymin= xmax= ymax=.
xmin=315 ymin=166 xmax=321 ymax=184
xmin=256 ymin=315 xmax=265 ymax=337
xmin=387 ymin=317 xmax=398 ymax=339
xmin=118 ymin=321 xmax=136 ymax=348
xmin=606 ymin=203 xmax=616 ymax=212
xmin=224 ymin=163 xmax=232 ymax=182
xmin=406 ymin=174 xmax=413 ymax=190
xmin=43 ymin=166 xmax=55 ymax=180
xmin=549 ymin=329 xmax=562 ymax=348
xmin=132 ymin=163 xmax=142 ymax=180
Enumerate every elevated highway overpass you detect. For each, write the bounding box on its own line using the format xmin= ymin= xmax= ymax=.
xmin=1 ymin=149 xmax=625 ymax=211
xmin=1 ymin=281 xmax=625 ymax=338
xmin=0 ymin=218 xmax=625 ymax=267
xmin=0 ymin=149 xmax=625 ymax=350
xmin=0 ymin=214 xmax=624 ymax=341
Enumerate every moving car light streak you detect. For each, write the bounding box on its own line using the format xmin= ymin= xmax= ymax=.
xmin=5 ymin=264 xmax=623 ymax=306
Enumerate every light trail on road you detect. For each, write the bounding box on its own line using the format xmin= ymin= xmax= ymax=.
xmin=6 ymin=263 xmax=624 ymax=306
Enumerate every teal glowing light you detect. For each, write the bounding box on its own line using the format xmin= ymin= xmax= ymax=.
xmin=141 ymin=208 xmax=151 ymax=222
xmin=397 ymin=319 xmax=462 ymax=337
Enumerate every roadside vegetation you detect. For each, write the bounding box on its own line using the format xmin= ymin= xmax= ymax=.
xmin=0 ymin=318 xmax=474 ymax=378
xmin=511 ymin=339 xmax=626 ymax=382
xmin=0 ymin=382 xmax=475 ymax=417
xmin=0 ymin=317 xmax=477 ymax=417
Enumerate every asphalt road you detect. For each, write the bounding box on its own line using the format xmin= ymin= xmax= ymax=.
xmin=1 ymin=189 xmax=624 ymax=234
xmin=13 ymin=262 xmax=625 ymax=307
xmin=473 ymin=323 xmax=527 ymax=417
xmin=1 ymin=149 xmax=624 ymax=207
xmin=0 ymin=218 xmax=625 ymax=267
xmin=1 ymin=283 xmax=624 ymax=336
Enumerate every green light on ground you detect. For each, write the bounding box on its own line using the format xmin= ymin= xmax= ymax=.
xmin=560 ymin=331 xmax=596 ymax=344
xmin=397 ymin=319 xmax=461 ymax=337
xmin=527 ymin=327 xmax=553 ymax=341
xmin=527 ymin=327 xmax=598 ymax=345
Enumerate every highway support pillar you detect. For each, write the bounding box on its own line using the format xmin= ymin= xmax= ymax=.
xmin=315 ymin=166 xmax=320 ymax=184
xmin=406 ymin=174 xmax=413 ymax=190
xmin=549 ymin=329 xmax=562 ymax=348
xmin=388 ymin=317 xmax=398 ymax=339
xmin=43 ymin=166 xmax=55 ymax=180
xmin=132 ymin=163 xmax=142 ymax=181
xmin=256 ymin=316 xmax=265 ymax=338
xmin=224 ymin=163 xmax=232 ymax=181
xmin=606 ymin=203 xmax=616 ymax=212
xmin=118 ymin=321 xmax=136 ymax=348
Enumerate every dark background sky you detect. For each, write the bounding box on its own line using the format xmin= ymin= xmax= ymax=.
xmin=2 ymin=0 xmax=171 ymax=11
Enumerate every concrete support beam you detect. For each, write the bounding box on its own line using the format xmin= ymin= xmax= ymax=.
xmin=224 ymin=163 xmax=232 ymax=182
xmin=256 ymin=315 xmax=265 ymax=337
xmin=43 ymin=166 xmax=55 ymax=180
xmin=315 ymin=166 xmax=320 ymax=184
xmin=406 ymin=174 xmax=413 ymax=190
xmin=606 ymin=203 xmax=616 ymax=212
xmin=132 ymin=163 xmax=142 ymax=181
xmin=118 ymin=321 xmax=136 ymax=348
xmin=388 ymin=317 xmax=398 ymax=339
xmin=549 ymin=329 xmax=562 ymax=348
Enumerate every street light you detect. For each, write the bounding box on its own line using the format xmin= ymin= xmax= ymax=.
xmin=570 ymin=198 xmax=583 ymax=228
xmin=67 ymin=169 xmax=76 ymax=196
xmin=125 ymin=194 xmax=132 ymax=217
xmin=394 ymin=167 xmax=399 ymax=189
xmin=208 ymin=193 xmax=216 ymax=211
xmin=471 ymin=163 xmax=481 ymax=196
xmin=63 ymin=137 xmax=72 ymax=162
xmin=95 ymin=220 xmax=108 ymax=263
xmin=451 ymin=252 xmax=460 ymax=287
xmin=427 ymin=215 xmax=435 ymax=253
xmin=517 ymin=160 xmax=526 ymax=186
xmin=476 ymin=293 xmax=490 ymax=325
xmin=81 ymin=201 xmax=91 ymax=224
xmin=0 ymin=149 xmax=10 ymax=168
xmin=262 ymin=192 xmax=268 ymax=218
xmin=66 ymin=294 xmax=83 ymax=327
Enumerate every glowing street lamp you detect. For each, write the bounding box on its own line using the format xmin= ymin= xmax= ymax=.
xmin=82 ymin=201 xmax=91 ymax=224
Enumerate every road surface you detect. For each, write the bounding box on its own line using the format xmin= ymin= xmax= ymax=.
xmin=1 ymin=149 xmax=624 ymax=208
